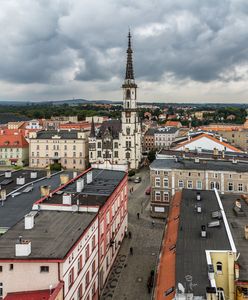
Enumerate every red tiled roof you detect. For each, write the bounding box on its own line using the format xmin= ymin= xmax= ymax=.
xmin=165 ymin=121 xmax=182 ymax=127
xmin=0 ymin=134 xmax=29 ymax=148
xmin=4 ymin=290 xmax=51 ymax=300
xmin=4 ymin=283 xmax=63 ymax=300
xmin=154 ymin=192 xmax=182 ymax=300
xmin=173 ymin=133 xmax=242 ymax=152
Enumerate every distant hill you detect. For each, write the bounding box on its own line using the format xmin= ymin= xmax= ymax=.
xmin=0 ymin=99 xmax=121 ymax=106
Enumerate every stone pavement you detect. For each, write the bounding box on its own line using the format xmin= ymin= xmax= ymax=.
xmin=101 ymin=167 xmax=165 ymax=300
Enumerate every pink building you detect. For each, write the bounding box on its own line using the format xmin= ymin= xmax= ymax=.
xmin=0 ymin=167 xmax=128 ymax=300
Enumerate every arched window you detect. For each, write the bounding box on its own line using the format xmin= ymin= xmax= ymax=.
xmin=215 ymin=182 xmax=220 ymax=190
xmin=210 ymin=182 xmax=215 ymax=190
xmin=216 ymin=261 xmax=222 ymax=274
xmin=126 ymin=128 xmax=130 ymax=135
xmin=127 ymin=101 xmax=130 ymax=108
xmin=126 ymin=89 xmax=131 ymax=99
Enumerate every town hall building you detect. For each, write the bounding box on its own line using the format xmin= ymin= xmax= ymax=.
xmin=89 ymin=32 xmax=142 ymax=169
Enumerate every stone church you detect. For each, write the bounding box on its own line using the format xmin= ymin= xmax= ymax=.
xmin=89 ymin=32 xmax=142 ymax=170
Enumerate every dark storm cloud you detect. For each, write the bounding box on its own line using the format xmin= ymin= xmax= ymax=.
xmin=1 ymin=0 xmax=248 ymax=86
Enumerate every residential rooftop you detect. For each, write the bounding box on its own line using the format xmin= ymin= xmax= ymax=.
xmin=0 ymin=210 xmax=96 ymax=259
xmin=150 ymin=157 xmax=248 ymax=173
xmin=176 ymin=189 xmax=231 ymax=296
xmin=0 ymin=171 xmax=72 ymax=229
xmin=222 ymin=193 xmax=248 ymax=281
xmin=41 ymin=168 xmax=126 ymax=207
xmin=35 ymin=130 xmax=84 ymax=139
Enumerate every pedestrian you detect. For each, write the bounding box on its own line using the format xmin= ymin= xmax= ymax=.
xmin=137 ymin=212 xmax=140 ymax=219
xmin=128 ymin=231 xmax=132 ymax=239
xmin=130 ymin=247 xmax=133 ymax=255
xmin=152 ymin=220 xmax=155 ymax=227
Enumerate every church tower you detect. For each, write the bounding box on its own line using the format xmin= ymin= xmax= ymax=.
xmin=120 ymin=31 xmax=142 ymax=169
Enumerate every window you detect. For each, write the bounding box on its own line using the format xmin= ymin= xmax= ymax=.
xmin=77 ymin=284 xmax=83 ymax=299
xmin=155 ymin=191 xmax=161 ymax=201
xmin=114 ymin=151 xmax=118 ymax=158
xmin=77 ymin=255 xmax=82 ymax=274
xmin=216 ymin=262 xmax=223 ymax=274
xmin=126 ymin=128 xmax=130 ymax=135
xmin=40 ymin=266 xmax=49 ymax=273
xmin=163 ymin=178 xmax=169 ymax=188
xmin=0 ymin=266 xmax=2 ymax=272
xmin=228 ymin=182 xmax=233 ymax=191
xmin=126 ymin=152 xmax=130 ymax=159
xmin=210 ymin=182 xmax=215 ymax=190
xmin=97 ymin=151 xmax=101 ymax=158
xmin=126 ymin=141 xmax=131 ymax=148
xmin=178 ymin=180 xmax=184 ymax=189
xmin=238 ymin=183 xmax=243 ymax=191
xmin=9 ymin=264 xmax=13 ymax=271
xmin=92 ymin=235 xmax=96 ymax=250
xmin=114 ymin=142 xmax=118 ymax=148
xmin=85 ymin=244 xmax=90 ymax=261
xmin=155 ymin=177 xmax=160 ymax=187
xmin=196 ymin=181 xmax=202 ymax=190
xmin=163 ymin=192 xmax=169 ymax=203
xmin=97 ymin=142 xmax=101 ymax=148
xmin=92 ymin=260 xmax=96 ymax=274
xmin=68 ymin=267 xmax=74 ymax=288
xmin=106 ymin=211 xmax=110 ymax=225
xmin=155 ymin=170 xmax=160 ymax=175
xmin=85 ymin=271 xmax=90 ymax=287
xmin=187 ymin=181 xmax=193 ymax=189
xmin=0 ymin=282 xmax=2 ymax=298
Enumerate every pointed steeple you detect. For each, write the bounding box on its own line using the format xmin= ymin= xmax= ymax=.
xmin=125 ymin=30 xmax=134 ymax=80
xmin=89 ymin=117 xmax=95 ymax=137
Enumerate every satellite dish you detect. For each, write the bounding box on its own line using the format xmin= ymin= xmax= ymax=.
xmin=72 ymin=205 xmax=78 ymax=212
xmin=178 ymin=283 xmax=185 ymax=294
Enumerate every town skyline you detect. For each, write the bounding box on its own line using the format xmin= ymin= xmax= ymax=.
xmin=1 ymin=0 xmax=248 ymax=103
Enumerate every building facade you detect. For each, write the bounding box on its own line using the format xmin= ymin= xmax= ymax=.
xmin=0 ymin=134 xmax=29 ymax=166
xmin=89 ymin=32 xmax=142 ymax=170
xmin=29 ymin=130 xmax=89 ymax=170
xmin=154 ymin=127 xmax=179 ymax=149
xmin=150 ymin=156 xmax=248 ymax=218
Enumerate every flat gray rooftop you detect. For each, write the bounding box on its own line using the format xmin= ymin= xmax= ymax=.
xmin=151 ymin=158 xmax=248 ymax=173
xmin=0 ymin=171 xmax=72 ymax=228
xmin=176 ymin=190 xmax=231 ymax=296
xmin=221 ymin=194 xmax=248 ymax=281
xmin=0 ymin=210 xmax=96 ymax=259
xmin=43 ymin=168 xmax=126 ymax=207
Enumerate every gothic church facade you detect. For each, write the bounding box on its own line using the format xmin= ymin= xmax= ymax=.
xmin=89 ymin=32 xmax=142 ymax=169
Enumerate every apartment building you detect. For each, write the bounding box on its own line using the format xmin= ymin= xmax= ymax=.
xmin=0 ymin=167 xmax=128 ymax=299
xmin=154 ymin=127 xmax=179 ymax=149
xmin=29 ymin=130 xmax=89 ymax=170
xmin=150 ymin=155 xmax=248 ymax=218
xmin=0 ymin=134 xmax=29 ymax=166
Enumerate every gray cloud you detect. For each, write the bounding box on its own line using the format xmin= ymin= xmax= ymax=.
xmin=0 ymin=0 xmax=248 ymax=101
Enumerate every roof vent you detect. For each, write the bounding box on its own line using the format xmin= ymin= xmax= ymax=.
xmin=195 ymin=157 xmax=200 ymax=163
xmin=207 ymin=220 xmax=221 ymax=228
xmin=76 ymin=178 xmax=84 ymax=192
xmin=16 ymin=176 xmax=25 ymax=185
xmin=60 ymin=174 xmax=69 ymax=185
xmin=24 ymin=213 xmax=35 ymax=230
xmin=201 ymin=225 xmax=206 ymax=238
xmin=15 ymin=239 xmax=31 ymax=257
xmin=30 ymin=171 xmax=37 ymax=179
xmin=40 ymin=185 xmax=51 ymax=197
xmin=196 ymin=192 xmax=201 ymax=201
xmin=87 ymin=171 xmax=93 ymax=184
xmin=232 ymin=159 xmax=238 ymax=164
xmin=63 ymin=193 xmax=72 ymax=205
xmin=5 ymin=171 xmax=12 ymax=178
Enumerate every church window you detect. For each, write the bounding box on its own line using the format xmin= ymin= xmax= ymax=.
xmin=97 ymin=142 xmax=101 ymax=148
xmin=114 ymin=142 xmax=118 ymax=148
xmin=127 ymin=101 xmax=130 ymax=108
xmin=126 ymin=128 xmax=130 ymax=135
xmin=97 ymin=151 xmax=101 ymax=158
xmin=126 ymin=89 xmax=131 ymax=99
xmin=114 ymin=151 xmax=118 ymax=158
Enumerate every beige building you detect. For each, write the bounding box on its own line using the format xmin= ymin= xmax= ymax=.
xmin=150 ymin=155 xmax=248 ymax=218
xmin=29 ymin=130 xmax=89 ymax=170
xmin=0 ymin=134 xmax=29 ymax=166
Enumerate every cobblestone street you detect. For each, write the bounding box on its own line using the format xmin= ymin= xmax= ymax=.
xmin=101 ymin=167 xmax=165 ymax=300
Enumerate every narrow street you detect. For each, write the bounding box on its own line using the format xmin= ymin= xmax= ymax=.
xmin=101 ymin=167 xmax=165 ymax=300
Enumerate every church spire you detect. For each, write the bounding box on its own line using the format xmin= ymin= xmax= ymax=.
xmin=125 ymin=30 xmax=135 ymax=81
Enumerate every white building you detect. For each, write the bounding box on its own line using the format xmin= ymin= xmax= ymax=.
xmin=89 ymin=32 xmax=142 ymax=170
xmin=154 ymin=127 xmax=179 ymax=149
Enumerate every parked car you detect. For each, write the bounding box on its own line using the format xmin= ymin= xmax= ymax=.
xmin=134 ymin=176 xmax=141 ymax=183
xmin=145 ymin=186 xmax=151 ymax=195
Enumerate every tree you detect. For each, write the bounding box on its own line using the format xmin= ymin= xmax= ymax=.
xmin=148 ymin=150 xmax=156 ymax=163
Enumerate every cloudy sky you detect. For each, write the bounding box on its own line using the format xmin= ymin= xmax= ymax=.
xmin=1 ymin=0 xmax=248 ymax=103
